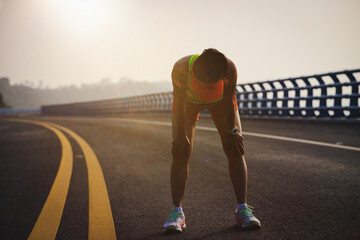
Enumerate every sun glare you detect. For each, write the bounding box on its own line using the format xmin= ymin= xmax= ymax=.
xmin=50 ymin=0 xmax=109 ymax=33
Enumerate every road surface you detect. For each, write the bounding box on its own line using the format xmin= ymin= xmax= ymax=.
xmin=0 ymin=114 xmax=359 ymax=239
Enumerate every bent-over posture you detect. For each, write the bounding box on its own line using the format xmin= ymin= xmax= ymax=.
xmin=163 ymin=48 xmax=261 ymax=232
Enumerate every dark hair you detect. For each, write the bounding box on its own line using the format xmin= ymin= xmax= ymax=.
xmin=193 ymin=48 xmax=227 ymax=83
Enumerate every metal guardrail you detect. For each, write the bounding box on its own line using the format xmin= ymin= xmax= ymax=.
xmin=0 ymin=108 xmax=41 ymax=115
xmin=236 ymin=69 xmax=360 ymax=119
xmin=42 ymin=69 xmax=360 ymax=120
xmin=42 ymin=92 xmax=174 ymax=115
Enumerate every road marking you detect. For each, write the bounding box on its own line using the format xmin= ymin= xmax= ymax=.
xmin=112 ymin=118 xmax=360 ymax=152
xmin=51 ymin=123 xmax=117 ymax=240
xmin=4 ymin=118 xmax=117 ymax=239
xmin=4 ymin=118 xmax=73 ymax=240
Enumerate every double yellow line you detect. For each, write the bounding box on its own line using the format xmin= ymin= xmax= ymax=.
xmin=5 ymin=119 xmax=116 ymax=240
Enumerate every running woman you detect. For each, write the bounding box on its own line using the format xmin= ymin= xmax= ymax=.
xmin=163 ymin=48 xmax=261 ymax=232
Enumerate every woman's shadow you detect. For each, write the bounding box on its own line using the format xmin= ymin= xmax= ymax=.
xmin=137 ymin=225 xmax=260 ymax=240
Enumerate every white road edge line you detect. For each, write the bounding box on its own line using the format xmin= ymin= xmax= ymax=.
xmin=110 ymin=118 xmax=360 ymax=152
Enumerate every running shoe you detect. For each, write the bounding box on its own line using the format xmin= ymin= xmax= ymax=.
xmin=163 ymin=206 xmax=186 ymax=232
xmin=234 ymin=205 xmax=261 ymax=228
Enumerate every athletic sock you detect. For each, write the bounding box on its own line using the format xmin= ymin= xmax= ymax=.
xmin=173 ymin=206 xmax=183 ymax=212
xmin=236 ymin=203 xmax=248 ymax=211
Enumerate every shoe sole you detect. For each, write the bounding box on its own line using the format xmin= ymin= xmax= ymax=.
xmin=163 ymin=223 xmax=186 ymax=232
xmin=234 ymin=220 xmax=261 ymax=229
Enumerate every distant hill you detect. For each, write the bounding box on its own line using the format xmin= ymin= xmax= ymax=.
xmin=0 ymin=77 xmax=173 ymax=108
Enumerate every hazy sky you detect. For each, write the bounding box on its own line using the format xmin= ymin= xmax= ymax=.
xmin=0 ymin=0 xmax=359 ymax=88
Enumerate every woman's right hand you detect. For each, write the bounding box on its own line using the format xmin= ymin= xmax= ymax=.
xmin=172 ymin=135 xmax=191 ymax=158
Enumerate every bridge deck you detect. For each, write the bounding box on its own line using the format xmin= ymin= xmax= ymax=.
xmin=0 ymin=115 xmax=359 ymax=239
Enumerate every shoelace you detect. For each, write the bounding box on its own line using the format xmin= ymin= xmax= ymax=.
xmin=167 ymin=211 xmax=181 ymax=221
xmin=238 ymin=205 xmax=255 ymax=217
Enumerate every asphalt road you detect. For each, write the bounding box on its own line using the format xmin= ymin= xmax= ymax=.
xmin=0 ymin=114 xmax=359 ymax=240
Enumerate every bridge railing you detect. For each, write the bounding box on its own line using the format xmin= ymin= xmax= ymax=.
xmin=42 ymin=69 xmax=360 ymax=120
xmin=42 ymin=92 xmax=174 ymax=116
xmin=0 ymin=108 xmax=41 ymax=115
xmin=236 ymin=69 xmax=360 ymax=119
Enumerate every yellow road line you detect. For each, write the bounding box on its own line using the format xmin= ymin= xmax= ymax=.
xmin=51 ymin=123 xmax=117 ymax=240
xmin=4 ymin=118 xmax=73 ymax=240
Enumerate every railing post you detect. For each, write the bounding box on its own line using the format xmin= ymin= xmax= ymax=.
xmin=238 ymin=85 xmax=249 ymax=116
xmin=329 ymin=73 xmax=344 ymax=118
xmin=302 ymin=77 xmax=315 ymax=117
xmin=290 ymin=79 xmax=301 ymax=117
xmin=314 ymin=76 xmax=328 ymax=117
xmin=346 ymin=71 xmax=360 ymax=118
xmin=279 ymin=80 xmax=289 ymax=116
xmin=268 ymin=82 xmax=278 ymax=116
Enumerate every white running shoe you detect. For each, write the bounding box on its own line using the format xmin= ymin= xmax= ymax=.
xmin=163 ymin=206 xmax=186 ymax=232
xmin=234 ymin=205 xmax=261 ymax=229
